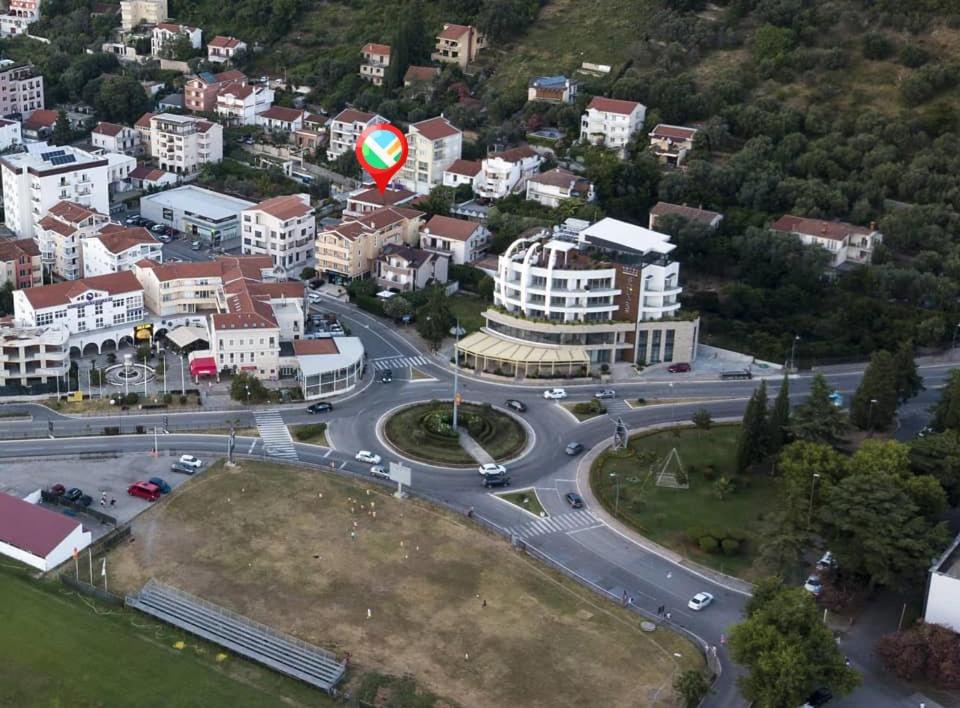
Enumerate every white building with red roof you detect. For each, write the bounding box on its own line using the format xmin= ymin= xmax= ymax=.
xmin=360 ymin=42 xmax=391 ymax=86
xmin=207 ymin=35 xmax=247 ymax=64
xmin=215 ymin=82 xmax=274 ymax=126
xmin=82 ymin=225 xmax=162 ymax=277
xmin=580 ymin=96 xmax=646 ymax=158
xmin=770 ymin=215 xmax=883 ymax=267
xmin=476 ymin=145 xmax=543 ymax=200
xmin=419 ymin=214 xmax=489 ymax=265
xmin=91 ymin=121 xmax=141 ymax=156
xmin=343 ymin=186 xmax=417 ymax=218
xmin=397 ymin=116 xmax=462 ymax=195
xmin=151 ymin=22 xmax=202 ymax=58
xmin=442 ymin=159 xmax=482 ymax=190
xmin=525 ymin=168 xmax=594 ymax=208
xmin=35 ymin=200 xmax=111 ymax=281
xmin=432 ymin=23 xmax=486 ymax=68
xmin=648 ymin=124 xmax=699 ymax=166
xmin=256 ymin=106 xmax=305 ymax=134
xmin=128 ymin=164 xmax=177 ymax=190
xmin=315 ymin=206 xmax=424 ymax=281
xmin=145 ymin=113 xmax=223 ymax=174
xmin=0 ymin=492 xmax=91 ymax=572
xmin=326 ymin=108 xmax=388 ymax=161
xmin=241 ymin=194 xmax=315 ymax=277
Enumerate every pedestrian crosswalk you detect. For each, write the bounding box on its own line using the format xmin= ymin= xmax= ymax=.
xmin=604 ymin=398 xmax=632 ymax=416
xmin=370 ymin=355 xmax=430 ymax=371
xmin=508 ymin=509 xmax=601 ymax=539
xmin=254 ymin=409 xmax=298 ymax=461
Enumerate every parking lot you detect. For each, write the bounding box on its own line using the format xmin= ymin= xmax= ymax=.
xmin=0 ymin=452 xmax=219 ymax=540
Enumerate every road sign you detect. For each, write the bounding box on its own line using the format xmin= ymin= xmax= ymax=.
xmin=389 ymin=461 xmax=411 ymax=499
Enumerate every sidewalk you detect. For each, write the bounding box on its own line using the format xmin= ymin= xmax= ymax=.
xmin=459 ymin=430 xmax=494 ymax=465
xmin=574 ymin=418 xmax=754 ymax=596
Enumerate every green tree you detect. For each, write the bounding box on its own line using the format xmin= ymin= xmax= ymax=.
xmin=910 ymin=430 xmax=960 ymax=505
xmin=776 ymin=441 xmax=847 ymax=527
xmin=893 ymin=340 xmax=923 ymax=402
xmin=714 ymin=476 xmax=733 ymax=500
xmin=162 ymin=33 xmax=197 ymax=60
xmin=768 ymin=374 xmax=791 ymax=454
xmin=0 ymin=280 xmax=14 ymax=315
xmin=850 ymin=350 xmax=898 ymax=431
xmin=382 ymin=295 xmax=413 ymax=321
xmin=729 ymin=579 xmax=859 ymax=707
xmin=415 ymin=285 xmax=452 ymax=350
xmin=736 ymin=381 xmax=768 ymax=472
xmin=415 ymin=186 xmax=455 ymax=217
xmin=300 ymin=267 xmax=317 ymax=281
xmin=692 ymin=408 xmax=712 ymax=436
xmin=789 ymin=374 xmax=848 ymax=446
xmin=333 ymin=150 xmax=360 ymax=179
xmin=673 ymin=669 xmax=709 ymax=708
xmin=93 ymin=76 xmax=152 ymax=125
xmin=751 ymin=24 xmax=796 ymax=64
xmin=230 ymin=372 xmax=269 ymax=403
xmin=757 ymin=513 xmax=811 ymax=576
xmin=51 ymin=109 xmax=72 ymax=146
xmin=933 ymin=370 xmax=960 ymax=432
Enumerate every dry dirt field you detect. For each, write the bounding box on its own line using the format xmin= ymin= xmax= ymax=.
xmin=109 ymin=461 xmax=703 ymax=707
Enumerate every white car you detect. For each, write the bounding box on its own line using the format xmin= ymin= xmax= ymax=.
xmin=355 ymin=450 xmax=381 ymax=464
xmin=370 ymin=465 xmax=390 ymax=479
xmin=804 ymin=575 xmax=823 ymax=595
xmin=179 ymin=454 xmax=203 ymax=468
xmin=687 ymin=591 xmax=714 ymax=611
xmin=307 ymin=292 xmax=322 ymax=303
xmin=543 ymin=388 xmax=568 ymax=400
xmin=816 ymin=551 xmax=836 ymax=570
xmin=478 ymin=463 xmax=507 ymax=476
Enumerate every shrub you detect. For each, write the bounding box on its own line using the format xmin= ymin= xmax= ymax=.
xmin=124 ymin=392 xmax=139 ymax=405
xmin=294 ymin=422 xmax=326 ymax=441
xmin=862 ymin=32 xmax=894 ymax=61
xmin=162 ymin=393 xmax=173 ymax=405
xmin=179 ymin=395 xmax=187 ymax=405
xmin=636 ymin=397 xmax=646 ymax=405
xmin=686 ymin=526 xmax=706 ymax=542
xmin=698 ymin=536 xmax=719 ymax=553
xmin=721 ymin=538 xmax=741 ymax=555
xmin=702 ymin=465 xmax=717 ymax=481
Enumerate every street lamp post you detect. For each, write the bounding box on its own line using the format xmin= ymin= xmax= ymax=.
xmin=807 ymin=472 xmax=820 ymax=530
xmin=952 ymin=324 xmax=960 ymax=357
xmin=452 ymin=317 xmax=461 ymax=431
xmin=790 ymin=335 xmax=801 ymax=372
xmin=245 ymin=384 xmax=250 ymax=405
xmin=180 ymin=355 xmax=186 ymax=394
xmin=610 ymin=471 xmax=620 ymax=516
xmin=867 ymin=398 xmax=878 ymax=435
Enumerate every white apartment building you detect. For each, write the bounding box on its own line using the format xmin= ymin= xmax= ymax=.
xmin=326 ymin=108 xmax=387 ymax=161
xmin=648 ymin=124 xmax=699 ymax=166
xmin=580 ymin=96 xmax=646 ymax=158
xmin=397 ymin=116 xmax=462 ymax=195
xmin=241 ymin=193 xmax=315 ymax=277
xmin=770 ymin=215 xmax=883 ymax=268
xmin=0 ymin=323 xmax=69 ymax=390
xmin=91 ymin=122 xmax=141 ymax=156
xmin=476 ymin=146 xmax=542 ymax=200
xmin=442 ymin=159 xmax=482 ymax=190
xmin=121 ymin=0 xmax=168 ymax=31
xmin=343 ymin=186 xmax=417 ymax=218
xmin=151 ymin=23 xmax=202 ymax=57
xmin=35 ymin=200 xmax=110 ymax=281
xmin=1 ymin=146 xmax=110 ymax=240
xmin=525 ymin=168 xmax=594 ymax=208
xmin=147 ymin=113 xmax=223 ymax=175
xmin=419 ymin=214 xmax=489 ymax=265
xmin=13 ymin=270 xmax=145 ymax=338
xmin=104 ymin=152 xmax=137 ymax=195
xmin=207 ymin=36 xmax=247 ymax=64
xmin=81 ymin=225 xmax=162 ymax=277
xmin=0 ymin=118 xmax=21 ymax=151
xmin=360 ymin=43 xmax=390 ymax=86
xmin=256 ymin=106 xmax=305 ymax=134
xmin=315 ymin=206 xmax=423 ymax=282
xmin=0 ymin=0 xmax=40 ymax=39
xmin=216 ymin=83 xmax=274 ymax=126
xmin=0 ymin=60 xmax=43 ymax=118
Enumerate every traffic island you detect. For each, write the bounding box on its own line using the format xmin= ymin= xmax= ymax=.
xmin=383 ymin=400 xmax=527 ymax=466
xmin=497 ymin=488 xmax=547 ymax=517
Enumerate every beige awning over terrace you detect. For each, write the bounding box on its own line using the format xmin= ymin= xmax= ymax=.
xmin=456 ymin=330 xmax=589 ymax=374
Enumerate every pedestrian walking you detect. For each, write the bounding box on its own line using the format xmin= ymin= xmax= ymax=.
xmin=109 ymin=497 xmax=116 ymax=507
xmin=622 ymin=591 xmax=628 ymax=606
xmin=100 ymin=492 xmax=106 ymax=506
xmin=720 ymin=633 xmax=726 ymax=645
xmin=482 ymin=599 xmax=487 ymax=608
xmin=665 ymin=611 xmax=672 ymax=621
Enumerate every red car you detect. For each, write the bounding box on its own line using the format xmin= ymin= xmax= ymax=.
xmin=667 ymin=363 xmax=691 ymax=373
xmin=127 ymin=481 xmax=161 ymax=502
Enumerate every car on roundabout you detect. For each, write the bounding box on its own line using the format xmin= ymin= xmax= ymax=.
xmin=355 ymin=450 xmax=381 ymax=464
xmin=565 ymin=492 xmax=584 ymax=508
xmin=594 ymin=389 xmax=616 ymax=399
xmin=543 ymin=388 xmax=568 ymax=400
xmin=307 ymin=401 xmax=333 ymax=414
xmin=370 ymin=465 xmax=390 ymax=480
xmin=478 ymin=463 xmax=506 ymax=476
xmin=565 ymin=442 xmax=584 ymax=456
xmin=687 ymin=591 xmax=714 ymax=611
xmin=482 ymin=472 xmax=511 ymax=489
xmin=505 ymin=399 xmax=527 ymax=413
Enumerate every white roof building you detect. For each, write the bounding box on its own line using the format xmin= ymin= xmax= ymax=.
xmin=578 ymin=217 xmax=675 ymax=256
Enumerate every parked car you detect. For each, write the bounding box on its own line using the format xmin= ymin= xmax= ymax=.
xmin=179 ymin=454 xmax=203 ymax=468
xmin=595 ymin=389 xmax=616 ymax=399
xmin=505 ymin=399 xmax=527 ymax=413
xmin=565 ymin=492 xmax=584 ymax=508
xmin=148 ymin=477 xmax=171 ymax=494
xmin=816 ymin=551 xmax=837 ymax=570
xmin=565 ymin=442 xmax=584 ymax=456
xmin=128 ymin=481 xmax=161 ymax=502
xmin=307 ymin=292 xmax=322 ymax=303
xmin=355 ymin=450 xmax=381 ymax=464
xmin=63 ymin=487 xmax=83 ymax=503
xmin=191 ymin=240 xmax=201 ymax=251
xmin=478 ymin=463 xmax=507 ymax=476
xmin=170 ymin=461 xmax=196 ymax=475
xmin=483 ymin=472 xmax=511 ymax=488
xmin=150 ymin=223 xmax=167 ymax=234
xmin=803 ymin=575 xmax=823 ymax=595
xmin=309 ymin=279 xmax=324 ymax=289
xmin=370 ymin=465 xmax=390 ymax=480
xmin=48 ymin=483 xmax=66 ymax=497
xmin=379 ymin=369 xmax=393 ymax=383
xmin=543 ymin=388 xmax=568 ymax=400
xmin=687 ymin=591 xmax=714 ymax=611
xmin=667 ymin=362 xmax=691 ymax=373
xmin=78 ymin=494 xmax=93 ymax=507
xmin=307 ymin=401 xmax=333 ymax=414
xmin=801 ymin=688 xmax=833 ymax=708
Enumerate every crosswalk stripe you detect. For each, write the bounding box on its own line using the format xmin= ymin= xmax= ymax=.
xmin=371 ymin=355 xmax=430 ymax=370
xmin=254 ymin=409 xmax=298 ymax=461
xmin=512 ymin=510 xmax=601 ymax=538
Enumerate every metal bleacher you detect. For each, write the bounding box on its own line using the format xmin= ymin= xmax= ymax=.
xmin=125 ymin=579 xmax=346 ymax=693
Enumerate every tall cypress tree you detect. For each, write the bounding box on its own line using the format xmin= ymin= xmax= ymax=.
xmin=736 ymin=381 xmax=769 ymax=472
xmin=768 ymin=374 xmax=791 ymax=454
xmin=893 ymin=340 xmax=923 ymax=402
xmin=850 ymin=350 xmax=898 ymax=431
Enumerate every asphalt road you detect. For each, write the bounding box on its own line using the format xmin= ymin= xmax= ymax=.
xmin=0 ymin=294 xmax=954 ymax=707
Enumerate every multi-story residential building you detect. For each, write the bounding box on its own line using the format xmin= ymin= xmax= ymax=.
xmin=103 ymin=152 xmax=137 ymax=196
xmin=207 ymin=35 xmax=246 ymax=64
xmin=139 ymin=186 xmax=254 ymax=246
xmin=0 ymin=0 xmax=40 ymax=39
xmin=525 ymin=168 xmax=594 ymax=208
xmin=151 ymin=23 xmax=202 ymax=57
xmin=397 ymin=116 xmax=462 ymax=195
xmin=325 ymin=108 xmax=387 ymax=161
xmin=455 ymin=218 xmax=699 ymax=375
xmin=35 ymin=201 xmax=110 ymax=281
xmin=376 ymin=243 xmax=448 ymax=293
xmin=315 ymin=206 xmax=423 ymax=282
xmin=147 ymin=113 xmax=223 ymax=175
xmin=0 ymin=237 xmax=41 ymax=289
xmin=0 ymin=118 xmax=21 ymax=151
xmin=184 ymin=69 xmax=246 ymax=113
xmin=432 ymin=23 xmax=486 ymax=68
xmin=770 ymin=215 xmax=883 ymax=268
xmin=256 ymin=106 xmax=304 ymax=134
xmin=527 ymin=75 xmax=577 ymax=104
xmin=442 ymin=159 xmax=482 ymax=190
xmin=648 ymin=202 xmax=723 ymax=231
xmin=120 ymin=0 xmax=167 ymax=31
xmin=419 ymin=214 xmax=489 ymax=265
xmin=579 ymin=97 xmax=646 ymax=159
xmin=134 ymin=112 xmax=155 ymax=155
xmin=13 ymin=269 xmax=145 ymax=337
xmin=1 ymin=147 xmax=110 ymax=240
xmin=293 ymin=113 xmax=326 ymax=152
xmin=360 ymin=43 xmax=391 ymax=86
xmin=476 ymin=145 xmax=542 ymax=200
xmin=216 ymin=82 xmax=274 ymax=126
xmin=343 ymin=186 xmax=416 ymax=218
xmin=91 ymin=122 xmax=141 ymax=156
xmin=81 ymin=225 xmax=161 ymax=277
xmin=404 ymin=65 xmax=439 ymax=87
xmin=0 ymin=60 xmax=43 ymax=118
xmin=240 ymin=193 xmax=315 ymax=277
xmin=0 ymin=323 xmax=69 ymax=390
xmin=648 ymin=124 xmax=698 ymax=166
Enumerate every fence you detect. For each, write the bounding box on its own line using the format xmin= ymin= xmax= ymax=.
xmin=61 ymin=574 xmax=124 ymax=606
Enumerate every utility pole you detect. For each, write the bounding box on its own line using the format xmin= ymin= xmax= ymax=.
xmin=867 ymin=398 xmax=878 ymax=435
xmin=790 ymin=335 xmax=800 ymax=372
xmin=452 ymin=318 xmax=461 ymax=431
xmin=610 ymin=472 xmax=620 ymax=516
xmin=807 ymin=472 xmax=820 ymax=530
xmin=180 ymin=355 xmax=186 ymax=394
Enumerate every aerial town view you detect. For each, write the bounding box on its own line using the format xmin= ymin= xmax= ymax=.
xmin=2 ymin=1 xmax=960 ymax=707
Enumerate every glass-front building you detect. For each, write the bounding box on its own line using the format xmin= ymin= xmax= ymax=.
xmin=294 ymin=336 xmax=365 ymax=400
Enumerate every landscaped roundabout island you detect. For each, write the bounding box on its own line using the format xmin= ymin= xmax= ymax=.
xmin=383 ymin=400 xmax=528 ymax=466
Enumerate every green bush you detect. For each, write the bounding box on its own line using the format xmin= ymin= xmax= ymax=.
xmin=123 ymin=392 xmax=139 ymax=405
xmin=698 ymin=536 xmax=719 ymax=553
xmin=721 ymin=538 xmax=741 ymax=556
xmin=573 ymin=399 xmax=606 ymax=415
xmin=179 ymin=395 xmax=187 ymax=405
xmin=294 ymin=422 xmax=326 ymax=441
xmin=702 ymin=465 xmax=717 ymax=481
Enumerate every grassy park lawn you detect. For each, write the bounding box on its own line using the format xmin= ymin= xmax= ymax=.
xmin=499 ymin=488 xmax=547 ymax=517
xmin=0 ymin=563 xmax=328 ymax=708
xmin=591 ymin=426 xmax=782 ymax=580
xmin=447 ymin=294 xmax=489 ymax=334
xmin=107 ymin=461 xmax=701 ymax=708
xmin=384 ymin=401 xmax=526 ymax=465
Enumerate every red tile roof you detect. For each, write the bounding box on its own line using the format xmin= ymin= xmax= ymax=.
xmin=135 ymin=112 xmax=155 ymax=128
xmin=23 ymin=109 xmax=58 ymax=131
xmin=649 ymin=124 xmax=698 ymax=141
xmin=349 ymin=187 xmax=416 ymax=206
xmin=137 ymin=255 xmax=272 ymax=283
xmin=438 ymin=23 xmax=472 ymax=40
xmin=251 ymin=194 xmax=312 ymax=220
xmin=445 ymin=159 xmax=482 ymax=177
xmin=411 ymin=116 xmax=460 ymax=141
xmin=209 ymin=35 xmax=243 ymax=49
xmin=0 ymin=493 xmax=83 ymax=558
xmin=404 ymin=65 xmax=440 ymax=83
xmin=649 ymin=202 xmax=722 ymax=225
xmin=422 ymin=214 xmax=481 ymax=242
xmin=293 ymin=338 xmax=339 ymax=355
xmin=215 ymin=69 xmax=247 ymax=83
xmin=771 ymin=215 xmax=874 ymax=242
xmin=332 ymin=108 xmax=376 ymax=125
xmin=48 ymin=201 xmax=101 ymax=225
xmin=489 ymin=145 xmax=537 ymax=163
xmin=21 ymin=270 xmax=141 ymax=310
xmin=92 ymin=122 xmax=125 ymax=137
xmin=362 ymin=42 xmax=391 ymax=56
xmin=528 ymin=167 xmax=592 ymax=192
xmin=587 ymin=96 xmax=642 ymax=115
xmin=258 ymin=106 xmax=304 ymax=123
xmin=37 ymin=216 xmax=76 ymax=237
xmin=0 ymin=237 xmax=38 ymax=262
xmin=129 ymin=165 xmax=169 ymax=182
xmin=94 ymin=226 xmax=158 ymax=254
xmin=218 ymin=84 xmax=255 ymax=99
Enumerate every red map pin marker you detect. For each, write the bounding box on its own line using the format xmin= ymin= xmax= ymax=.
xmin=355 ymin=123 xmax=409 ymax=194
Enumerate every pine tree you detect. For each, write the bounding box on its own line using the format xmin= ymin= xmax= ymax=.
xmin=789 ymin=373 xmax=848 ymax=446
xmin=850 ymin=350 xmax=898 ymax=431
xmin=736 ymin=382 xmax=769 ymax=472
xmin=51 ymin=110 xmax=72 ymax=146
xmin=933 ymin=370 xmax=960 ymax=432
xmin=893 ymin=340 xmax=923 ymax=402
xmin=768 ymin=373 xmax=791 ymax=454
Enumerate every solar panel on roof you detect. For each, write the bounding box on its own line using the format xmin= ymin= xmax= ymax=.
xmin=41 ymin=149 xmax=65 ymax=160
xmin=49 ymin=155 xmax=76 ymax=166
